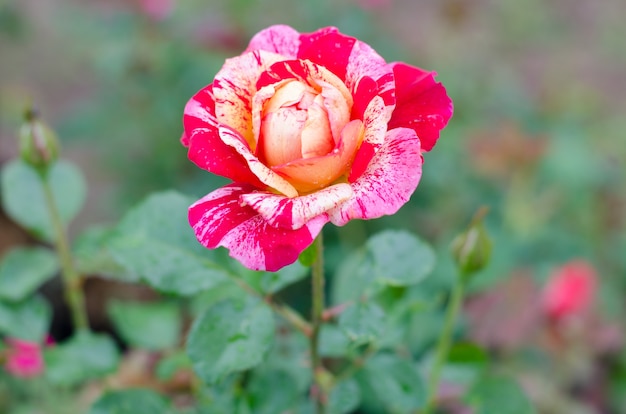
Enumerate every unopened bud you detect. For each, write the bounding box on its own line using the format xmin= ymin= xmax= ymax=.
xmin=451 ymin=207 xmax=492 ymax=278
xmin=19 ymin=108 xmax=59 ymax=173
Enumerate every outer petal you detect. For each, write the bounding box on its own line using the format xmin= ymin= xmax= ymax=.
xmin=329 ymin=127 xmax=422 ymax=226
xmin=241 ymin=183 xmax=354 ymax=230
xmin=189 ymin=184 xmax=328 ymax=271
xmin=387 ymin=63 xmax=453 ymax=152
xmin=186 ymin=128 xmax=266 ymax=188
xmin=183 ymin=86 xmax=265 ymax=187
xmin=245 ymin=24 xmax=300 ymax=58
xmin=345 ymin=40 xmax=396 ymax=120
xmin=297 ymin=27 xmax=355 ymax=82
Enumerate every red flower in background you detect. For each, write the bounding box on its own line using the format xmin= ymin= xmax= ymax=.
xmin=542 ymin=260 xmax=597 ymax=321
xmin=4 ymin=338 xmax=45 ymax=378
xmin=182 ymin=25 xmax=452 ymax=271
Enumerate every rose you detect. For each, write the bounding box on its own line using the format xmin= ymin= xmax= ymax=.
xmin=181 ymin=25 xmax=452 ymax=271
xmin=542 ymin=260 xmax=597 ymax=321
xmin=3 ymin=338 xmax=45 ymax=378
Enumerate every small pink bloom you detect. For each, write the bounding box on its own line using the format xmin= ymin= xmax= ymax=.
xmin=4 ymin=338 xmax=45 ymax=378
xmin=139 ymin=0 xmax=173 ymax=21
xmin=182 ymin=25 xmax=453 ymax=271
xmin=542 ymin=260 xmax=597 ymax=321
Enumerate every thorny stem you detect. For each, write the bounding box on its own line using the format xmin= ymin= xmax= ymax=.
xmin=310 ymin=233 xmax=327 ymax=413
xmin=41 ymin=174 xmax=88 ymax=331
xmin=422 ymin=277 xmax=466 ymax=414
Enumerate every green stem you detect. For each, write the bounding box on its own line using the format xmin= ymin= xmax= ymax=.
xmin=310 ymin=233 xmax=326 ymax=413
xmin=423 ymin=278 xmax=465 ymax=414
xmin=41 ymin=175 xmax=88 ymax=331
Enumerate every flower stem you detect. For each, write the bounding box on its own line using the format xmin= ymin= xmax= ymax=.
xmin=41 ymin=174 xmax=88 ymax=331
xmin=423 ymin=277 xmax=465 ymax=414
xmin=310 ymin=233 xmax=326 ymax=413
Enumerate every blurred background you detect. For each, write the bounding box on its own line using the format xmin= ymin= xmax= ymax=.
xmin=1 ymin=0 xmax=625 ymax=412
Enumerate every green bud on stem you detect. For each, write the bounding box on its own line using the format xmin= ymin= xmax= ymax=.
xmin=19 ymin=108 xmax=59 ymax=174
xmin=450 ymin=206 xmax=492 ymax=278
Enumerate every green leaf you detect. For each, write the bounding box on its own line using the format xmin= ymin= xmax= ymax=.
xmin=195 ymin=377 xmax=252 ymax=414
xmin=262 ymin=323 xmax=311 ymax=393
xmin=440 ymin=343 xmax=489 ymax=386
xmin=44 ymin=331 xmax=120 ymax=387
xmin=0 ymin=159 xmax=86 ymax=241
xmin=366 ymin=230 xmax=436 ymax=286
xmin=319 ymin=324 xmax=351 ymax=358
xmin=357 ymin=353 xmax=426 ymax=413
xmin=107 ymin=191 xmax=230 ymax=296
xmin=465 ymin=375 xmax=536 ymax=414
xmin=329 ymin=379 xmax=361 ymax=414
xmin=107 ymin=300 xmax=182 ymax=350
xmin=331 ymin=249 xmax=377 ymax=304
xmin=90 ymin=389 xmax=171 ymax=414
xmin=155 ymin=351 xmax=191 ymax=381
xmin=0 ymin=247 xmax=58 ymax=302
xmin=248 ymin=369 xmax=300 ymax=414
xmin=0 ymin=295 xmax=51 ymax=342
xmin=259 ymin=261 xmax=309 ymax=294
xmin=186 ymin=296 xmax=275 ymax=384
xmin=189 ymin=280 xmax=245 ymax=317
xmin=338 ymin=302 xmax=384 ymax=346
xmin=73 ymin=226 xmax=131 ymax=281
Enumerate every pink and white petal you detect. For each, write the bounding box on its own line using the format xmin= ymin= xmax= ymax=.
xmin=241 ymin=183 xmax=353 ymax=230
xmin=345 ymin=40 xmax=396 ymax=119
xmin=186 ymin=128 xmax=265 ymax=187
xmin=189 ymin=184 xmax=328 ymax=271
xmin=219 ymin=125 xmax=299 ymax=198
xmin=387 ymin=62 xmax=453 ymax=152
xmin=245 ymin=24 xmax=300 ymax=58
xmin=348 ymin=96 xmax=388 ymax=182
xmin=272 ymin=119 xmax=364 ymax=193
xmin=256 ymin=60 xmax=352 ymax=108
xmin=297 ymin=27 xmax=355 ymax=82
xmin=329 ymin=127 xmax=422 ymax=226
xmin=183 ymin=84 xmax=219 ymax=137
xmin=213 ymin=50 xmax=286 ymax=149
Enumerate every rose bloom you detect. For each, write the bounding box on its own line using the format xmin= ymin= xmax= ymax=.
xmin=182 ymin=25 xmax=453 ymax=271
xmin=542 ymin=260 xmax=597 ymax=321
xmin=4 ymin=338 xmax=45 ymax=378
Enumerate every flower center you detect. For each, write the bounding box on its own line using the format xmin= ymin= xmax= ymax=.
xmin=260 ymin=80 xmax=335 ymax=167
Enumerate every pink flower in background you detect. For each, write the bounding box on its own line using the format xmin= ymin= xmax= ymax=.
xmin=4 ymin=338 xmax=45 ymax=378
xmin=542 ymin=260 xmax=597 ymax=321
xmin=139 ymin=0 xmax=174 ymax=21
xmin=182 ymin=25 xmax=452 ymax=271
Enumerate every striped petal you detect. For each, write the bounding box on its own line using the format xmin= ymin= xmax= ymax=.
xmin=348 ymin=95 xmax=388 ymax=182
xmin=245 ymin=24 xmax=300 ymax=58
xmin=241 ymin=183 xmax=353 ymax=230
xmin=189 ymin=184 xmax=328 ymax=271
xmin=183 ymin=86 xmax=265 ymax=187
xmin=212 ymin=50 xmax=286 ymax=149
xmin=387 ymin=63 xmax=453 ymax=152
xmin=329 ymin=127 xmax=423 ymax=226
